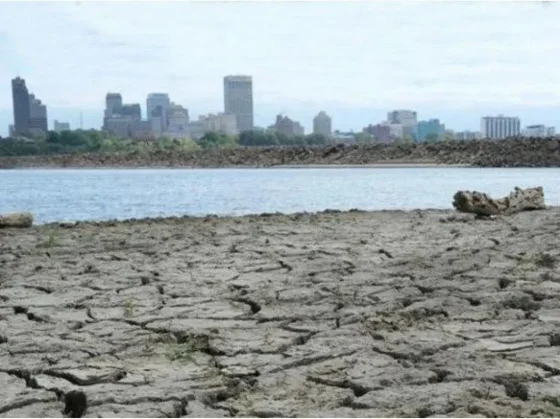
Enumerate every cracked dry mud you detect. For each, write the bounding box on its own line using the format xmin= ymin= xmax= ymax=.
xmin=2 ymin=208 xmax=560 ymax=417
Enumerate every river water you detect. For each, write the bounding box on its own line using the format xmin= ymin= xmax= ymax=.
xmin=1 ymin=167 xmax=558 ymax=224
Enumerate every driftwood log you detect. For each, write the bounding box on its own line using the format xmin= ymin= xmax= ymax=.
xmin=0 ymin=212 xmax=34 ymax=228
xmin=453 ymin=186 xmax=545 ymax=216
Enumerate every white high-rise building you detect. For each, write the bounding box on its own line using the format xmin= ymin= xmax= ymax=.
xmin=224 ymin=75 xmax=253 ymax=132
xmin=313 ymin=111 xmax=332 ymax=137
xmin=481 ymin=115 xmax=521 ymax=139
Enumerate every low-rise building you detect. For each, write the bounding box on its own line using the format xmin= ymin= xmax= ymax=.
xmin=167 ymin=104 xmax=189 ymax=134
xmin=363 ymin=124 xmax=392 ymax=143
xmin=454 ymin=130 xmax=482 ymax=141
xmin=54 ymin=120 xmax=70 ymax=133
xmin=332 ymin=132 xmax=357 ymax=145
xmin=269 ymin=114 xmax=305 ymax=136
xmin=417 ymin=119 xmax=445 ymax=142
xmin=198 ymin=113 xmax=238 ymax=136
xmin=131 ymin=120 xmax=154 ymax=140
xmin=104 ymin=118 xmax=132 ymax=138
xmin=522 ymin=124 xmax=556 ymax=138
xmin=186 ymin=120 xmax=207 ymax=140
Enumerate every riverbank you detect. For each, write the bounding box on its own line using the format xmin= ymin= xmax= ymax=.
xmin=1 ymin=137 xmax=560 ymax=168
xmin=1 ymin=208 xmax=560 ymax=417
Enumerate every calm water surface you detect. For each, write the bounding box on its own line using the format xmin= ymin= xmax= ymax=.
xmin=1 ymin=168 xmax=558 ymax=224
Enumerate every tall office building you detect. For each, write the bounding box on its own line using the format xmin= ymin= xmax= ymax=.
xmin=28 ymin=94 xmax=48 ymax=133
xmin=481 ymin=115 xmax=521 ymax=139
xmin=11 ymin=77 xmax=30 ymax=135
xmin=224 ymin=75 xmax=253 ymax=132
xmin=147 ymin=93 xmax=170 ymax=130
xmin=313 ymin=111 xmax=332 ymax=137
xmin=105 ymin=93 xmax=123 ymax=118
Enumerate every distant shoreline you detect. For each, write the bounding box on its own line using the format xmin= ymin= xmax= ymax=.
xmin=0 ymin=162 xmax=469 ymax=170
xmin=1 ymin=138 xmax=560 ymax=168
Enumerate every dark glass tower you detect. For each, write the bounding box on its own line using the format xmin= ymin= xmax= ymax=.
xmin=11 ymin=77 xmax=30 ymax=135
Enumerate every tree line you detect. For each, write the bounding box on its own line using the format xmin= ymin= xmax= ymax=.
xmin=0 ymin=129 xmax=334 ymax=157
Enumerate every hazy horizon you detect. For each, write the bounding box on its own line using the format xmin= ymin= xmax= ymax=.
xmin=1 ymin=1 xmax=560 ymax=136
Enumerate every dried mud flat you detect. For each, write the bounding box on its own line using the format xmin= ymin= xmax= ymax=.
xmin=1 ymin=208 xmax=560 ymax=417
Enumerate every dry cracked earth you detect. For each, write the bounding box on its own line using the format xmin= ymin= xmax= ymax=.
xmin=1 ymin=208 xmax=560 ymax=417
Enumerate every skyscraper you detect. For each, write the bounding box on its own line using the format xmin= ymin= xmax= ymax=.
xmin=224 ymin=75 xmax=254 ymax=133
xmin=105 ymin=93 xmax=123 ymax=118
xmin=28 ymin=94 xmax=48 ymax=133
xmin=11 ymin=77 xmax=30 ymax=135
xmin=147 ymin=93 xmax=170 ymax=128
xmin=313 ymin=111 xmax=332 ymax=137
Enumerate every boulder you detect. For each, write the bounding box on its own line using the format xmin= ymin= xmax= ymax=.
xmin=453 ymin=187 xmax=545 ymax=216
xmin=0 ymin=212 xmax=34 ymax=228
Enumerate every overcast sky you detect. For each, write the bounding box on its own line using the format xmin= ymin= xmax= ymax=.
xmin=1 ymin=1 xmax=560 ymax=135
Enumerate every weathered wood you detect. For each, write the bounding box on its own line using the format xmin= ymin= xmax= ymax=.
xmin=0 ymin=212 xmax=34 ymax=228
xmin=453 ymin=186 xmax=545 ymax=216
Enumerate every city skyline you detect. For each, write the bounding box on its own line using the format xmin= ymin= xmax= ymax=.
xmin=2 ymin=2 xmax=560 ymax=136
xmin=6 ymin=76 xmax=558 ymax=141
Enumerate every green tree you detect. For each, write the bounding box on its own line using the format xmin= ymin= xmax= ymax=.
xmin=305 ymin=133 xmax=328 ymax=146
xmin=424 ymin=133 xmax=439 ymax=144
xmin=198 ymin=132 xmax=239 ymax=149
xmin=443 ymin=132 xmax=455 ymax=142
xmin=355 ymin=132 xmax=376 ymax=145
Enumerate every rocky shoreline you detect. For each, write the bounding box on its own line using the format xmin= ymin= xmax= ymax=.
xmin=2 ymin=208 xmax=560 ymax=417
xmin=1 ymin=137 xmax=560 ymax=168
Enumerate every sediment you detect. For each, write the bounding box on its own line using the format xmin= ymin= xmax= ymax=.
xmin=1 ymin=137 xmax=560 ymax=168
xmin=1 ymin=208 xmax=560 ymax=417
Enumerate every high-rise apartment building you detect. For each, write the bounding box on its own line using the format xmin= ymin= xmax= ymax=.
xmin=11 ymin=77 xmax=31 ymax=135
xmin=313 ymin=111 xmax=332 ymax=137
xmin=147 ymin=93 xmax=170 ymax=129
xmin=481 ymin=115 xmax=521 ymax=139
xmin=387 ymin=109 xmax=418 ymax=139
xmin=224 ymin=75 xmax=253 ymax=133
